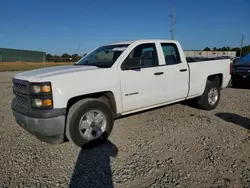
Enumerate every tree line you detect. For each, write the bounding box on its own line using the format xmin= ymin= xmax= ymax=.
xmin=203 ymin=45 xmax=250 ymax=57
xmin=46 ymin=45 xmax=250 ymax=62
xmin=46 ymin=53 xmax=84 ymax=62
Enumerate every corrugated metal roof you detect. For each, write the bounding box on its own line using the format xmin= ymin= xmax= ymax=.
xmin=0 ymin=48 xmax=45 ymax=53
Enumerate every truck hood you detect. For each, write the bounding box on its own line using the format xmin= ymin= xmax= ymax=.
xmin=233 ymin=54 xmax=250 ymax=68
xmin=14 ymin=65 xmax=98 ymax=82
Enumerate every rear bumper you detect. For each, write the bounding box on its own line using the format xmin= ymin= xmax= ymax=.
xmin=12 ymin=99 xmax=66 ymax=144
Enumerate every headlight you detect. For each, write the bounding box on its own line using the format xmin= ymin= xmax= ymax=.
xmin=31 ymin=85 xmax=41 ymax=94
xmin=30 ymin=84 xmax=51 ymax=94
xmin=32 ymin=98 xmax=53 ymax=108
xmin=32 ymin=99 xmax=42 ymax=107
xmin=30 ymin=82 xmax=53 ymax=108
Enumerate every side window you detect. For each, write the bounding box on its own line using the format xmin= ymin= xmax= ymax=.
xmin=161 ymin=43 xmax=181 ymax=65
xmin=121 ymin=43 xmax=158 ymax=70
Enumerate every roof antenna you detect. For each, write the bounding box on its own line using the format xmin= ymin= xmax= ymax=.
xmin=75 ymin=39 xmax=82 ymax=54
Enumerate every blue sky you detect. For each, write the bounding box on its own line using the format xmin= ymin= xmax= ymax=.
xmin=1 ymin=0 xmax=249 ymax=55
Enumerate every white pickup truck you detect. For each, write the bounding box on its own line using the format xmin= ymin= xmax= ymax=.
xmin=11 ymin=39 xmax=232 ymax=148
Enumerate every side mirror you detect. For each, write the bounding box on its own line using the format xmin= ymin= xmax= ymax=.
xmin=122 ymin=58 xmax=144 ymax=70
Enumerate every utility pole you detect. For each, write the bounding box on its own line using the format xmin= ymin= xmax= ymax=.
xmin=240 ymin=34 xmax=244 ymax=57
xmin=170 ymin=7 xmax=175 ymax=40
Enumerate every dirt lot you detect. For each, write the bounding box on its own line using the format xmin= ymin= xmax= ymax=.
xmin=0 ymin=62 xmax=73 ymax=71
xmin=0 ymin=72 xmax=250 ymax=188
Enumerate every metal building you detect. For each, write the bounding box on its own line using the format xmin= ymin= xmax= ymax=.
xmin=184 ymin=50 xmax=236 ymax=58
xmin=0 ymin=48 xmax=46 ymax=62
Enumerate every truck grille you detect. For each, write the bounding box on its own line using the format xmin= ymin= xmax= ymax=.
xmin=234 ymin=67 xmax=250 ymax=74
xmin=13 ymin=79 xmax=31 ymax=109
xmin=16 ymin=95 xmax=30 ymax=109
xmin=13 ymin=79 xmax=29 ymax=95
xmin=14 ymin=83 xmax=28 ymax=93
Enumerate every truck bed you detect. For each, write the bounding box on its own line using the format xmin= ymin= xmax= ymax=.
xmin=186 ymin=57 xmax=231 ymax=63
xmin=187 ymin=59 xmax=231 ymax=98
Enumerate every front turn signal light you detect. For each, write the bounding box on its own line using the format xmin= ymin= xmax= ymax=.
xmin=42 ymin=99 xmax=52 ymax=106
xmin=41 ymin=85 xmax=51 ymax=93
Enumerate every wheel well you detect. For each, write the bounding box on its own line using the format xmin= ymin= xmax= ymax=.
xmin=207 ymin=74 xmax=223 ymax=88
xmin=66 ymin=91 xmax=117 ymax=116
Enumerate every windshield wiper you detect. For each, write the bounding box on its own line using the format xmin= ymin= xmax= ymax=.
xmin=74 ymin=63 xmax=110 ymax=68
xmin=74 ymin=64 xmax=94 ymax=66
xmin=94 ymin=64 xmax=111 ymax=68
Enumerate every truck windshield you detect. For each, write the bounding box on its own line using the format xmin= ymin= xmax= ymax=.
xmin=75 ymin=44 xmax=129 ymax=68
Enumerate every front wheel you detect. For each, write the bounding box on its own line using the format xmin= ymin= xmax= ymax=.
xmin=197 ymin=80 xmax=221 ymax=110
xmin=66 ymin=98 xmax=114 ymax=148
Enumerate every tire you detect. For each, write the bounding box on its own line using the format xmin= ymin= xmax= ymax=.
xmin=197 ymin=80 xmax=220 ymax=110
xmin=66 ymin=98 xmax=114 ymax=148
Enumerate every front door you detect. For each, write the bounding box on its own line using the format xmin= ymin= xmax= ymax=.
xmin=119 ymin=43 xmax=166 ymax=112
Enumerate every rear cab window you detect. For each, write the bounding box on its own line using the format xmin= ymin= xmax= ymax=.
xmin=160 ymin=43 xmax=181 ymax=65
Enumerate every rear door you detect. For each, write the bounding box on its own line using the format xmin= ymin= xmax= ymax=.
xmin=119 ymin=43 xmax=167 ymax=112
xmin=159 ymin=42 xmax=189 ymax=101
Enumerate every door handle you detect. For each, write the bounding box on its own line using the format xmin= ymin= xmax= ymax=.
xmin=154 ymin=72 xmax=164 ymax=75
xmin=179 ymin=69 xmax=187 ymax=72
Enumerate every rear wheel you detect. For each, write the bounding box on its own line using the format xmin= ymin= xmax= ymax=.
xmin=66 ymin=98 xmax=114 ymax=148
xmin=197 ymin=80 xmax=220 ymax=110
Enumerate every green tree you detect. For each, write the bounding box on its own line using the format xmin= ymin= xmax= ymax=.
xmin=46 ymin=54 xmax=53 ymax=62
xmin=54 ymin=55 xmax=61 ymax=62
xmin=242 ymin=45 xmax=250 ymax=56
xmin=204 ymin=47 xmax=211 ymax=51
xmin=71 ymin=53 xmax=80 ymax=61
xmin=61 ymin=53 xmax=71 ymax=62
xmin=213 ymin=47 xmax=217 ymax=51
xmin=222 ymin=47 xmax=227 ymax=51
xmin=226 ymin=46 xmax=231 ymax=51
xmin=72 ymin=53 xmax=79 ymax=57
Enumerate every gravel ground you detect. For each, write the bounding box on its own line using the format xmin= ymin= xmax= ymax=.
xmin=0 ymin=72 xmax=250 ymax=188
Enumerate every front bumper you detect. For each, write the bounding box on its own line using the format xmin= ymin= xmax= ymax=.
xmin=231 ymin=74 xmax=250 ymax=83
xmin=12 ymin=99 xmax=66 ymax=144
